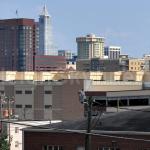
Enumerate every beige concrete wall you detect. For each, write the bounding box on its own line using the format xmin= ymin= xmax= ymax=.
xmin=84 ymin=80 xmax=143 ymax=91
xmin=0 ymin=71 xmax=149 ymax=82
xmin=107 ymin=90 xmax=150 ymax=97
xmin=129 ymin=59 xmax=144 ymax=71
xmin=89 ymin=72 xmax=103 ymax=80
xmin=69 ymin=71 xmax=90 ymax=79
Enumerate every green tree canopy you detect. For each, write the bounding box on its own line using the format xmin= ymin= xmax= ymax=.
xmin=0 ymin=134 xmax=9 ymax=150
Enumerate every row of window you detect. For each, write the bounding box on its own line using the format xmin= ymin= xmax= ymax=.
xmin=15 ymin=105 xmax=52 ymax=109
xmin=43 ymin=145 xmax=63 ymax=150
xmin=0 ymin=90 xmax=52 ymax=94
xmin=42 ymin=146 xmax=120 ymax=150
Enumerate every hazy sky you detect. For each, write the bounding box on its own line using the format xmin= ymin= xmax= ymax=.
xmin=0 ymin=0 xmax=150 ymax=57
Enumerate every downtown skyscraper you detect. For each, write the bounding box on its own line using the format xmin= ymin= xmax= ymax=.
xmin=38 ymin=5 xmax=53 ymax=55
xmin=0 ymin=19 xmax=36 ymax=71
xmin=76 ymin=34 xmax=104 ymax=60
xmin=0 ymin=5 xmax=65 ymax=71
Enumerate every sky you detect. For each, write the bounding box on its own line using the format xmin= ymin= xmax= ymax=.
xmin=0 ymin=0 xmax=150 ymax=57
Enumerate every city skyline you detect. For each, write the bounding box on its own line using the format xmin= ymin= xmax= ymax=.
xmin=1 ymin=0 xmax=150 ymax=57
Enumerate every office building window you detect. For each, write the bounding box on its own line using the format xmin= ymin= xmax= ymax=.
xmin=16 ymin=91 xmax=22 ymax=94
xmin=0 ymin=91 xmax=4 ymax=94
xmin=16 ymin=105 xmax=22 ymax=108
xmin=45 ymin=91 xmax=52 ymax=94
xmin=25 ymin=90 xmax=32 ymax=94
xmin=99 ymin=147 xmax=120 ymax=150
xmin=76 ymin=146 xmax=85 ymax=150
xmin=42 ymin=145 xmax=63 ymax=150
xmin=25 ymin=105 xmax=32 ymax=108
xmin=45 ymin=105 xmax=52 ymax=109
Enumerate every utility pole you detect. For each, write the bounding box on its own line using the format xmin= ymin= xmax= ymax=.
xmin=117 ymin=99 xmax=120 ymax=112
xmin=79 ymin=90 xmax=93 ymax=150
xmin=85 ymin=96 xmax=93 ymax=150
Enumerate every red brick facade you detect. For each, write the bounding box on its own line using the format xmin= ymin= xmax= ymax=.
xmin=24 ymin=131 xmax=150 ymax=150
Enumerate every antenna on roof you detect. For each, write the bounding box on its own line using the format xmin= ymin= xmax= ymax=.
xmin=15 ymin=9 xmax=19 ymax=19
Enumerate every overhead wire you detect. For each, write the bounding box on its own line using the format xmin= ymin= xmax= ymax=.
xmin=1 ymin=119 xmax=150 ymax=143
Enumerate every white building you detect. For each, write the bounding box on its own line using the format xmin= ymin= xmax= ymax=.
xmin=76 ymin=34 xmax=104 ymax=59
xmin=7 ymin=120 xmax=61 ymax=150
xmin=104 ymin=46 xmax=121 ymax=60
xmin=39 ymin=5 xmax=53 ymax=55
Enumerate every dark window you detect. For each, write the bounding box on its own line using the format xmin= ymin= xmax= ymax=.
xmin=25 ymin=105 xmax=32 ymax=108
xmin=45 ymin=105 xmax=52 ymax=109
xmin=45 ymin=91 xmax=52 ymax=94
xmin=48 ymin=146 xmax=52 ymax=150
xmin=25 ymin=90 xmax=32 ymax=94
xmin=43 ymin=145 xmax=47 ymax=150
xmin=0 ymin=91 xmax=4 ymax=94
xmin=16 ymin=105 xmax=22 ymax=108
xmin=16 ymin=91 xmax=22 ymax=94
xmin=42 ymin=145 xmax=63 ymax=150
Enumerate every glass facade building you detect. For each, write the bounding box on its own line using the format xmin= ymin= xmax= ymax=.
xmin=0 ymin=19 xmax=36 ymax=71
xmin=39 ymin=5 xmax=53 ymax=55
xmin=104 ymin=46 xmax=121 ymax=60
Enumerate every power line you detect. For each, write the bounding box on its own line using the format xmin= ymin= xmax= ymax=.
xmin=1 ymin=120 xmax=150 ymax=143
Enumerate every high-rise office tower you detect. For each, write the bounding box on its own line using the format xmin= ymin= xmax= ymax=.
xmin=58 ymin=50 xmax=73 ymax=60
xmin=76 ymin=34 xmax=104 ymax=59
xmin=104 ymin=46 xmax=121 ymax=60
xmin=39 ymin=5 xmax=53 ymax=55
xmin=0 ymin=19 xmax=36 ymax=71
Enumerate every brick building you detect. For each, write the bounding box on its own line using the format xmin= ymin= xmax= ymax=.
xmin=0 ymin=18 xmax=67 ymax=72
xmin=34 ymin=55 xmax=66 ymax=71
xmin=0 ymin=18 xmax=37 ymax=71
xmin=0 ymin=79 xmax=84 ymax=121
xmin=23 ymin=110 xmax=150 ymax=150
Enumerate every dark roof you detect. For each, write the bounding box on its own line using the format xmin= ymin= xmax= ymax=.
xmin=25 ymin=108 xmax=150 ymax=132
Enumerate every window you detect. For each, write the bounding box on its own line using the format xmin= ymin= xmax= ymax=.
xmin=76 ymin=146 xmax=85 ymax=150
xmin=15 ymin=127 xmax=19 ymax=133
xmin=25 ymin=90 xmax=32 ymax=94
xmin=16 ymin=91 xmax=22 ymax=94
xmin=0 ymin=91 xmax=4 ymax=94
xmin=99 ymin=147 xmax=120 ymax=150
xmin=16 ymin=105 xmax=22 ymax=108
xmin=42 ymin=145 xmax=63 ymax=150
xmin=45 ymin=91 xmax=52 ymax=94
xmin=25 ymin=105 xmax=32 ymax=108
xmin=45 ymin=105 xmax=52 ymax=109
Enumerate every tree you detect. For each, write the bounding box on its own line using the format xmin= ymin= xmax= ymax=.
xmin=0 ymin=134 xmax=9 ymax=150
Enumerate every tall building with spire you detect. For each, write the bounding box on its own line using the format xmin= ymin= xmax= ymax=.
xmin=39 ymin=5 xmax=53 ymax=55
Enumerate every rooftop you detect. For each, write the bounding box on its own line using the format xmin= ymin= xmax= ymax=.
xmin=24 ymin=108 xmax=150 ymax=133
